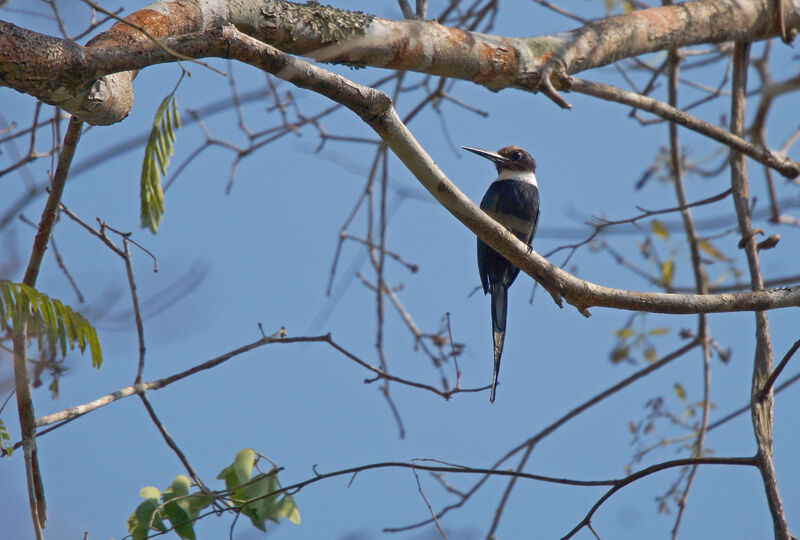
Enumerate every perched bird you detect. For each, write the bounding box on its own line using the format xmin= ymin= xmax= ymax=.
xmin=462 ymin=145 xmax=540 ymax=403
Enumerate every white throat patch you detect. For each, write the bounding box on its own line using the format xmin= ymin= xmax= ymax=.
xmin=495 ymin=169 xmax=538 ymax=187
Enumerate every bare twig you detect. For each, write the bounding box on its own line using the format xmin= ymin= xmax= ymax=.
xmin=139 ymin=393 xmax=205 ymax=489
xmin=759 ymin=339 xmax=800 ymax=401
xmin=391 ymin=339 xmax=699 ymax=535
xmin=410 ymin=465 xmax=448 ymax=539
xmin=561 ymin=456 xmax=757 ymax=539
xmin=569 ymin=77 xmax=800 ymax=179
xmin=662 ymin=42 xmax=712 ymax=537
xmin=35 ymin=333 xmax=485 ymax=430
xmin=122 ymin=238 xmax=147 ymax=384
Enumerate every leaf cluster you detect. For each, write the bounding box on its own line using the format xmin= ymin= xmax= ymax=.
xmin=0 ymin=280 xmax=102 ymax=368
xmin=127 ymin=448 xmax=300 ymax=539
xmin=141 ymin=91 xmax=181 ymax=233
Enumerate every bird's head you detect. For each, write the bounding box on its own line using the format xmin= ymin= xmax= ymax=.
xmin=461 ymin=145 xmax=536 ymax=174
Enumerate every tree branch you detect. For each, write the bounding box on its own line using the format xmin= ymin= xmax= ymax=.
xmin=569 ymin=77 xmax=799 ymax=179
xmin=561 ymin=456 xmax=757 ymax=539
xmin=12 ymin=114 xmax=83 ymax=535
xmin=8 ymin=24 xmax=790 ymax=317
xmin=759 ymin=339 xmax=800 ymax=401
xmin=96 ymin=23 xmax=800 ymax=319
xmin=729 ymin=42 xmax=789 ymax=540
xmin=394 ymin=338 xmax=699 ymax=534
xmin=34 ymin=333 xmax=485 ymax=430
xmin=3 ymin=0 xmax=799 ymax=124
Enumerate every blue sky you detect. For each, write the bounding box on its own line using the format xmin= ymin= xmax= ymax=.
xmin=2 ymin=1 xmax=799 ymax=539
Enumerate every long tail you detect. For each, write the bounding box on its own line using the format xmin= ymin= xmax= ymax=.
xmin=489 ymin=283 xmax=508 ymax=403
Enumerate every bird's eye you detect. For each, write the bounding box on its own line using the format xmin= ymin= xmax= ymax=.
xmin=511 ymin=151 xmax=522 ymax=160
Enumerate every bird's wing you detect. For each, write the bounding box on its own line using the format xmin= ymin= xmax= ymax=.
xmin=481 ymin=181 xmax=540 ymax=245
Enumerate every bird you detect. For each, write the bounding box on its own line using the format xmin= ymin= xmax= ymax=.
xmin=462 ymin=145 xmax=540 ymax=403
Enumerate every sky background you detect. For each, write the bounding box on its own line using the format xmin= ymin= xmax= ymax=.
xmin=1 ymin=1 xmax=800 ymax=539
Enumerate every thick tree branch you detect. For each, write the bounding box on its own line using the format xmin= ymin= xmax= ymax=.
xmin=5 ymin=24 xmax=788 ymax=318
xmin=2 ymin=0 xmax=799 ymax=124
xmin=51 ymin=23 xmax=800 ymax=318
xmin=557 ymin=0 xmax=799 ymax=75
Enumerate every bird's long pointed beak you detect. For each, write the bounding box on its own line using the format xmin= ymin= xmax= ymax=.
xmin=461 ymin=145 xmax=508 ymax=165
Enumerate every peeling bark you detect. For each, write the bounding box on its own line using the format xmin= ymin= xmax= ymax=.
xmin=1 ymin=0 xmax=798 ymax=125
xmin=557 ymin=1 xmax=787 ymax=75
xmin=0 ymin=1 xmax=201 ymax=124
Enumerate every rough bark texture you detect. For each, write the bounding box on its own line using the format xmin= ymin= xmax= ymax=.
xmin=0 ymin=2 xmax=202 ymax=124
xmin=1 ymin=0 xmax=799 ymax=124
xmin=729 ymin=43 xmax=789 ymax=540
xmin=557 ymin=1 xmax=796 ymax=75
xmin=11 ymin=22 xmax=793 ymax=319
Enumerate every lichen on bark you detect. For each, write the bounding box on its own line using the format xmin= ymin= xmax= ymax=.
xmin=258 ymin=0 xmax=375 ymax=54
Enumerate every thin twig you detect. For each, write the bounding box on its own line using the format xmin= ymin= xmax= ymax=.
xmin=35 ymin=333 xmax=486 ymax=430
xmin=561 ymin=456 xmax=757 ymax=539
xmin=662 ymin=42 xmax=712 ymax=537
xmin=410 ymin=465 xmax=449 ymax=539
xmin=391 ymin=339 xmax=699 ymax=534
xmin=139 ymin=393 xmax=205 ymax=488
xmin=122 ymin=238 xmax=147 ymax=384
xmin=759 ymin=339 xmax=800 ymax=401
xmin=569 ymin=77 xmax=800 ymax=179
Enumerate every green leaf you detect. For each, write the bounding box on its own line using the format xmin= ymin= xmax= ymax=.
xmin=141 ymin=486 xmax=162 ymax=502
xmin=0 ymin=281 xmax=103 ymax=368
xmin=218 ymin=448 xmax=256 ymax=491
xmin=649 ymin=327 xmax=670 ymax=336
xmin=164 ymin=475 xmax=192 ymax=499
xmin=239 ymin=472 xmax=277 ymax=502
xmin=172 ymin=98 xmax=182 ymax=129
xmin=128 ymin=486 xmax=167 ymax=540
xmin=88 ymin=327 xmax=102 ymax=368
xmin=37 ymin=296 xmax=57 ymax=350
xmin=216 ymin=449 xmax=302 ymax=531
xmin=643 ymin=347 xmax=658 ymax=364
xmin=674 ymin=383 xmax=687 ymax=401
xmin=55 ymin=305 xmax=68 ymax=358
xmin=163 ymin=478 xmax=196 ymax=540
xmin=125 ymin=448 xmax=299 ymax=536
xmin=187 ymin=492 xmax=213 ymax=514
xmin=271 ymin=494 xmax=301 ymax=524
xmin=651 ymin=219 xmax=669 ymax=239
xmin=239 ymin=474 xmax=278 ymax=531
xmin=141 ymin=83 xmax=182 ymax=233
